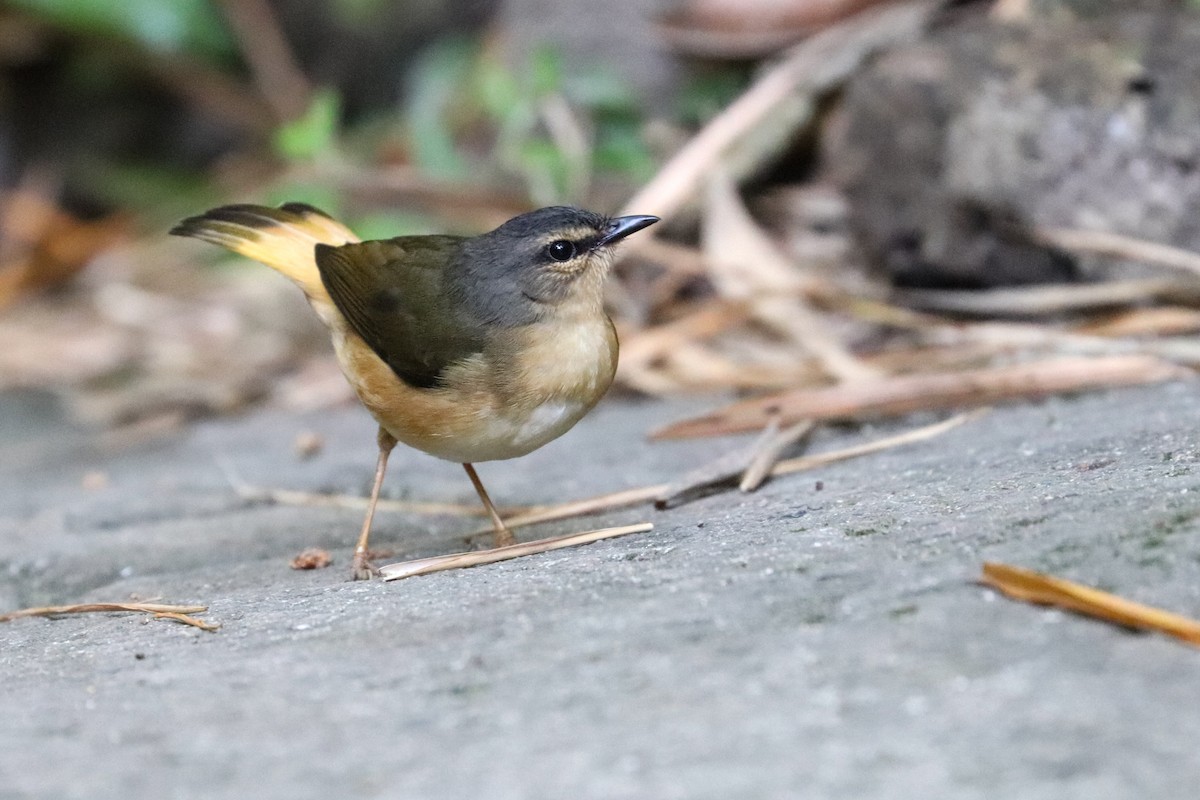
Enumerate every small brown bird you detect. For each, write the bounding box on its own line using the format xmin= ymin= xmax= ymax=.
xmin=171 ymin=203 xmax=658 ymax=578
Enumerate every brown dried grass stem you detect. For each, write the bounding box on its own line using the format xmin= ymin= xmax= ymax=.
xmin=894 ymin=279 xmax=1200 ymax=318
xmin=0 ymin=602 xmax=219 ymax=631
xmin=469 ymin=411 xmax=980 ymax=536
xmin=380 ymin=523 xmax=654 ymax=581
xmin=1037 ymin=227 xmax=1200 ymax=278
xmin=652 ymin=354 xmax=1190 ymax=439
xmin=739 ymin=419 xmax=817 ymax=491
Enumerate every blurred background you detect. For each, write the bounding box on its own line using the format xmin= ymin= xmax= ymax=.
xmin=1 ymin=0 xmax=1197 ymax=447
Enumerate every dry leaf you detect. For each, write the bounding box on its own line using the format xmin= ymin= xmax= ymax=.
xmin=981 ymin=562 xmax=1200 ymax=647
xmin=290 ymin=548 xmax=333 ymax=570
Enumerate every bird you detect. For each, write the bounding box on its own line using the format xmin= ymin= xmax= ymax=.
xmin=171 ymin=203 xmax=658 ymax=578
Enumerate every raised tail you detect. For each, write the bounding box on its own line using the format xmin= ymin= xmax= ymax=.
xmin=170 ymin=202 xmax=360 ymax=301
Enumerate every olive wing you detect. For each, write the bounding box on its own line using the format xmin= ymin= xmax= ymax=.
xmin=315 ymin=236 xmax=486 ymax=389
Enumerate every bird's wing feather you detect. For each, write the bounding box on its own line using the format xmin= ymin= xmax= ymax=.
xmin=315 ymin=236 xmax=486 ymax=389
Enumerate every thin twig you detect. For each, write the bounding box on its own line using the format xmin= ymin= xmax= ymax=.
xmin=0 ymin=602 xmax=218 ymax=631
xmin=894 ymin=278 xmax=1200 ymax=317
xmin=151 ymin=612 xmax=222 ymax=632
xmin=379 ymin=523 xmax=654 ymax=581
xmin=768 ymin=411 xmax=983 ymax=478
xmin=469 ymin=485 xmax=668 ymax=537
xmin=739 ymin=419 xmax=817 ymax=491
xmin=467 ymin=411 xmax=981 ymax=535
xmin=618 ymin=301 xmax=751 ymax=369
xmin=1075 ymin=306 xmax=1200 ymax=338
xmin=215 ymin=0 xmax=312 ymax=122
xmin=652 ymin=354 xmax=1191 ymax=439
xmin=654 ymin=418 xmax=783 ymax=509
xmin=1037 ymin=226 xmax=1200 ymax=279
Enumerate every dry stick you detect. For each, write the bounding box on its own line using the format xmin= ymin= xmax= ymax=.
xmin=652 ymin=354 xmax=1191 ymax=439
xmin=466 ymin=411 xmax=981 ymax=538
xmin=0 ymin=602 xmax=219 ymax=631
xmin=840 ymin=295 xmax=1200 ymax=367
xmin=701 ymin=170 xmax=879 ymax=385
xmin=739 ymin=420 xmax=817 ymax=492
xmin=893 ymin=278 xmax=1200 ymax=318
xmin=1036 ymin=226 xmax=1200 ymax=279
xmin=149 ymin=612 xmax=222 ymax=632
xmin=1076 ymin=306 xmax=1200 ymax=338
xmin=654 ymin=418 xmax=783 ymax=510
xmin=215 ymin=0 xmax=312 ymax=122
xmin=618 ymin=301 xmax=751 ymax=368
xmin=634 ymin=237 xmax=709 ymax=278
xmin=469 ymin=485 xmax=668 ymax=537
xmin=981 ymin=562 xmax=1200 ymax=648
xmin=768 ymin=411 xmax=981 ymax=479
xmin=379 ymin=523 xmax=654 ymax=581
xmin=617 ymin=0 xmax=937 ymax=225
xmin=930 ymin=319 xmax=1200 ymax=368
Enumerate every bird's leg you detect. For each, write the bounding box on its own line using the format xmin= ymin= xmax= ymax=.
xmin=462 ymin=463 xmax=516 ymax=548
xmin=350 ymin=428 xmax=398 ymax=580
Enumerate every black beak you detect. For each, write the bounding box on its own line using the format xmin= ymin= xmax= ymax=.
xmin=596 ymin=214 xmax=659 ymax=248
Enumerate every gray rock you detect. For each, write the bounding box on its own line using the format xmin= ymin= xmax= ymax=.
xmin=825 ymin=8 xmax=1200 ymax=288
xmin=2 ymin=383 xmax=1199 ymax=799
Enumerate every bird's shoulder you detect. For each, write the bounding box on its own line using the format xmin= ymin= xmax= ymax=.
xmin=315 ymin=235 xmax=486 ymax=389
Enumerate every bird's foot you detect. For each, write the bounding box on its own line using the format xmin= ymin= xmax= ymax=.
xmin=491 ymin=527 xmax=516 ymax=548
xmin=350 ymin=553 xmax=379 ymax=581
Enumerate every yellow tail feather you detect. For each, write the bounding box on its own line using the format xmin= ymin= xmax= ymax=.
xmin=170 ymin=203 xmax=359 ymax=302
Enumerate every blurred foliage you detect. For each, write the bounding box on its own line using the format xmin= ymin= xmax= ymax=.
xmin=404 ymin=39 xmax=657 ymax=206
xmin=8 ymin=0 xmax=235 ymax=60
xmin=676 ymin=66 xmax=753 ymax=128
xmin=3 ymin=0 xmax=750 ymax=236
xmin=274 ymin=88 xmax=342 ymax=162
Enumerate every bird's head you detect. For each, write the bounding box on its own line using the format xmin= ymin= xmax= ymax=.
xmin=453 ymin=206 xmax=659 ymax=324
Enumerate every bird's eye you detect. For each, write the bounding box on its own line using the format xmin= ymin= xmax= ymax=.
xmin=546 ymin=240 xmax=576 ymax=262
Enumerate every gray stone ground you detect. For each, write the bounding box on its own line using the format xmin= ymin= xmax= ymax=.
xmin=2 ymin=382 xmax=1199 ymax=800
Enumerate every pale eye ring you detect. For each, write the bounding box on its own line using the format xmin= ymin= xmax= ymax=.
xmin=546 ymin=240 xmax=576 ymax=262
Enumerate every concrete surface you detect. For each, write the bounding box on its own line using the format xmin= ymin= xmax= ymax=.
xmin=2 ymin=382 xmax=1199 ymax=799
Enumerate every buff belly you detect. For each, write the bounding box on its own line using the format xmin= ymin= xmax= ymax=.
xmin=328 ymin=312 xmax=616 ymax=464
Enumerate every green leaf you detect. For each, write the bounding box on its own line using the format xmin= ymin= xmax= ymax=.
xmin=475 ymin=58 xmax=523 ymax=121
xmin=517 ymin=138 xmax=569 ymax=205
xmin=274 ymin=88 xmax=342 ymax=161
xmin=593 ymin=122 xmax=655 ymax=182
xmin=9 ymin=0 xmax=234 ymax=60
xmin=405 ymin=39 xmax=476 ymax=180
xmin=677 ymin=67 xmax=751 ymax=126
xmin=565 ymin=68 xmax=637 ymax=112
xmin=529 ymin=45 xmax=564 ymax=96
